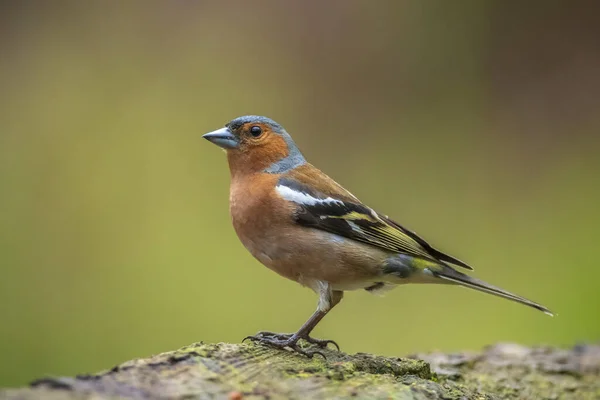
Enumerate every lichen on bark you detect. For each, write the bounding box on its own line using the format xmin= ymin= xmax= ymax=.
xmin=1 ymin=342 xmax=598 ymax=399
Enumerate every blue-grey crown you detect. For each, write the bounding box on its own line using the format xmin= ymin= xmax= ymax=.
xmin=227 ymin=115 xmax=284 ymax=134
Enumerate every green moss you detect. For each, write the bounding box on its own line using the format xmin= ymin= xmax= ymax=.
xmin=348 ymin=353 xmax=431 ymax=379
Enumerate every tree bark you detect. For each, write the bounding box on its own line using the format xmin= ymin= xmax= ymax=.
xmin=1 ymin=342 xmax=598 ymax=399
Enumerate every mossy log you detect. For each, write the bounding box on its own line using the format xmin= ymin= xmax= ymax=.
xmin=1 ymin=342 xmax=599 ymax=399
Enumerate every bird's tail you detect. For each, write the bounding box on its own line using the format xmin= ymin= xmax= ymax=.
xmin=434 ymin=267 xmax=554 ymax=316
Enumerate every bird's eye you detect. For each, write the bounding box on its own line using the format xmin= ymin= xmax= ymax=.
xmin=250 ymin=125 xmax=263 ymax=137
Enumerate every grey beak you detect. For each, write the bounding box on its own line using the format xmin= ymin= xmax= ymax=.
xmin=203 ymin=127 xmax=239 ymax=149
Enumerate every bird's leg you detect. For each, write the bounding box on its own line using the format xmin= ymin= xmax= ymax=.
xmin=244 ymin=283 xmax=343 ymax=358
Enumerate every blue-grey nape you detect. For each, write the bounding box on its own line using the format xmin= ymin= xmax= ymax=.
xmin=264 ymin=130 xmax=306 ymax=173
xmin=227 ymin=115 xmax=306 ymax=174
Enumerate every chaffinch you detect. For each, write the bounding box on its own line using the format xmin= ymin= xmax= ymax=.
xmin=203 ymin=115 xmax=552 ymax=357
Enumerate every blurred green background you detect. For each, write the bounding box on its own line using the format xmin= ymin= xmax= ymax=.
xmin=1 ymin=0 xmax=599 ymax=388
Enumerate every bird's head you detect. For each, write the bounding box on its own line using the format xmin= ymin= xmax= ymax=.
xmin=203 ymin=115 xmax=306 ymax=176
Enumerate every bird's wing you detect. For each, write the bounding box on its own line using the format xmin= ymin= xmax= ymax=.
xmin=276 ymin=172 xmax=473 ymax=270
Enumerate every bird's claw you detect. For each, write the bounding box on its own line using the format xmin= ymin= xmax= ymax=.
xmin=305 ymin=337 xmax=340 ymax=351
xmin=243 ymin=331 xmax=334 ymax=358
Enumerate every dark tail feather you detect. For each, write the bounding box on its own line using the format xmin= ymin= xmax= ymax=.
xmin=434 ymin=268 xmax=554 ymax=316
xmin=429 ymin=248 xmax=474 ymax=271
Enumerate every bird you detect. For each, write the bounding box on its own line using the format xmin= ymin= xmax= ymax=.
xmin=203 ymin=115 xmax=553 ymax=358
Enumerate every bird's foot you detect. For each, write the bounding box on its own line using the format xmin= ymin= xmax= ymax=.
xmin=243 ymin=331 xmax=337 ymax=358
xmin=244 ymin=331 xmax=339 ymax=351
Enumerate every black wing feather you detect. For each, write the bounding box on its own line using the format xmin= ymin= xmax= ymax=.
xmin=282 ymin=178 xmax=473 ymax=270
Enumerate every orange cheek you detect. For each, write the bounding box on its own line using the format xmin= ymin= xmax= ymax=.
xmin=267 ymin=134 xmax=290 ymax=158
xmin=229 ymin=134 xmax=291 ymax=174
xmin=249 ymin=135 xmax=290 ymax=167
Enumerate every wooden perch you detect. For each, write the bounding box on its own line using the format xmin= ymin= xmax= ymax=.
xmin=1 ymin=342 xmax=599 ymax=399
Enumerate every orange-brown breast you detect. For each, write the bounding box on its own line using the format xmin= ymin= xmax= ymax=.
xmin=229 ymin=172 xmax=295 ymax=274
xmin=229 ymin=171 xmax=387 ymax=290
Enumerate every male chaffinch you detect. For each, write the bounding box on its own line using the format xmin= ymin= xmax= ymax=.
xmin=203 ymin=115 xmax=552 ymax=358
